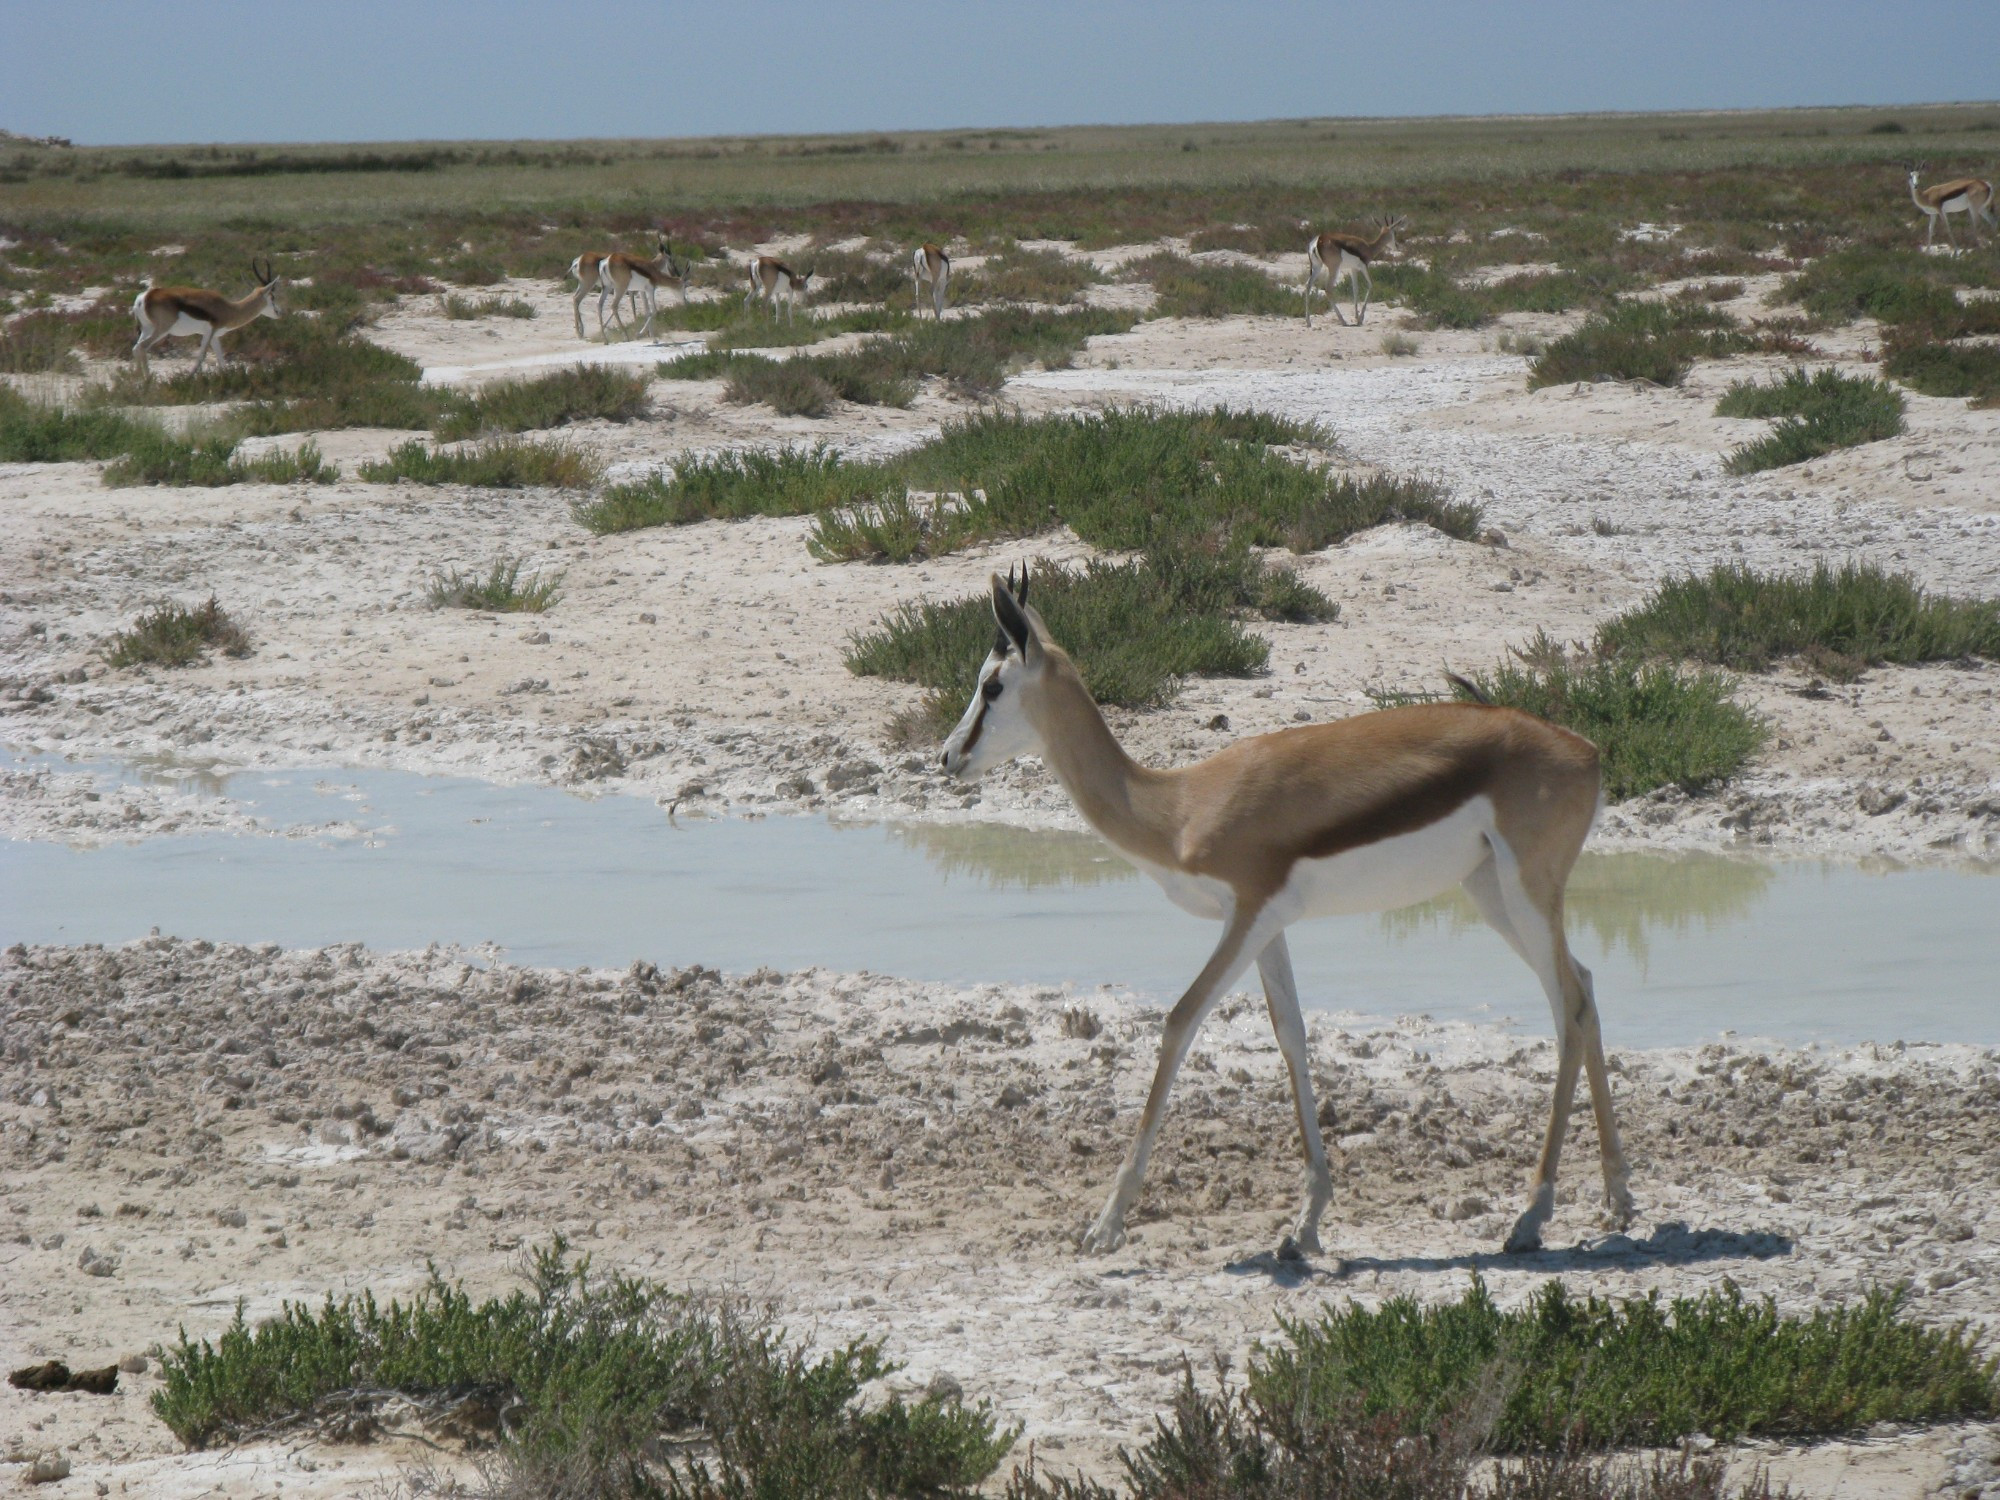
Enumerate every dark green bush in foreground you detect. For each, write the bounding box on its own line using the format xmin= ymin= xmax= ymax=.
xmin=153 ymin=1243 xmax=1012 ymax=1499
xmin=104 ymin=596 xmax=251 ymax=669
xmin=0 ymin=387 xmax=154 ymax=462
xmin=1256 ymin=1279 xmax=1997 ymax=1453
xmin=1715 ymin=367 xmax=1905 ymax=474
xmin=103 ymin=430 xmax=337 ymax=487
xmin=432 ymin=364 xmax=650 ymax=440
xmin=1453 ymin=635 xmax=1765 ymax=800
xmin=1883 ymin=338 xmax=2000 ymax=405
xmin=1599 ymin=561 xmax=2000 ymax=679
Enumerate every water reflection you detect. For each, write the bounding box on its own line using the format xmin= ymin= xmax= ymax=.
xmin=1382 ymin=853 xmax=1780 ymax=969
xmin=882 ymin=821 xmax=1136 ymax=889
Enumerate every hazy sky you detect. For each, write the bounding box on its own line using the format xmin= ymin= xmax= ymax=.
xmin=4 ymin=0 xmax=1995 ymax=146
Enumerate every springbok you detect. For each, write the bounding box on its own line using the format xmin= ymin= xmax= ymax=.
xmin=1304 ymin=216 xmax=1406 ymax=328
xmin=912 ymin=242 xmax=950 ymax=319
xmin=747 ymin=256 xmax=814 ymax=323
xmin=598 ymin=237 xmax=690 ymax=342
xmin=1907 ymin=166 xmax=1997 ymax=248
xmin=940 ymin=567 xmax=1631 ymax=1259
xmin=131 ymin=258 xmax=282 ymax=376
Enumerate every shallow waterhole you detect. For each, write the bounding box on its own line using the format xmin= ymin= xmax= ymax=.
xmin=4 ymin=758 xmax=1996 ymax=1048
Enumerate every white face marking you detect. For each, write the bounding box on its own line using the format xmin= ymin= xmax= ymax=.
xmin=939 ymin=647 xmax=1036 ymax=779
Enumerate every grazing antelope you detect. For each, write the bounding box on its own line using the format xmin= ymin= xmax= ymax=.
xmin=131 ymin=258 xmax=282 ymax=377
xmin=912 ymin=242 xmax=950 ymax=319
xmin=941 ymin=567 xmax=1631 ymax=1259
xmin=568 ymin=249 xmax=653 ymax=340
xmin=598 ymin=237 xmax=690 ymax=342
xmin=747 ymin=256 xmax=814 ymax=323
xmin=1907 ymin=166 xmax=1997 ymax=248
xmin=1304 ymin=215 xmax=1406 ymax=328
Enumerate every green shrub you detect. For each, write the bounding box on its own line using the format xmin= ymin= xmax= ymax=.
xmin=848 ymin=548 xmax=1329 ymax=736
xmin=578 ymin=444 xmax=865 ymax=531
xmin=152 ymin=1242 xmax=1013 ymax=1498
xmin=1883 ymin=338 xmax=2000 ymax=403
xmin=359 ymin=436 xmax=603 ymax=488
xmin=1528 ymin=299 xmax=1745 ymax=388
xmin=1716 ymin=367 xmax=1905 ymax=473
xmin=1780 ymin=246 xmax=1966 ymax=330
xmin=1598 ymin=561 xmax=2000 ymax=678
xmin=433 ymin=364 xmax=650 ymax=439
xmin=1129 ymin=253 xmax=1297 ymax=318
xmin=0 ymin=387 xmax=152 ymax=461
xmin=104 ymin=596 xmax=251 ymax=669
xmin=1371 ymin=263 xmax=1492 ymax=329
xmin=1254 ymin=1278 xmax=1998 ymax=1452
xmin=961 ymin=244 xmax=1102 ymax=305
xmin=1454 ymin=635 xmax=1765 ymax=799
xmin=426 ymin=556 xmax=562 ymax=611
xmin=102 ymin=431 xmax=337 ymax=487
xmin=439 ymin=291 xmax=535 ymax=319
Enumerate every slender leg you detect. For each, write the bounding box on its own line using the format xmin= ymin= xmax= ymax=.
xmin=190 ymin=328 xmax=214 ymax=375
xmin=133 ymin=327 xmax=153 ymax=377
xmin=573 ymin=284 xmax=589 ymax=340
xmin=1945 ymin=212 xmax=1959 ymax=249
xmin=1333 ymin=271 xmax=1352 ymax=327
xmin=1926 ymin=212 xmax=1938 ymax=247
xmin=636 ymin=282 xmax=658 ymax=339
xmin=1463 ymin=841 xmax=1629 ymax=1252
xmin=1356 ymin=264 xmax=1372 ymax=326
xmin=1082 ymin=906 xmax=1273 ymax=1254
xmin=1255 ymin=933 xmax=1334 ymax=1253
xmin=1304 ymin=261 xmax=1316 ymax=327
xmin=935 ymin=267 xmax=948 ymax=319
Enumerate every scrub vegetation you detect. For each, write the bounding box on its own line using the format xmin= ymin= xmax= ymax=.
xmin=148 ymin=1251 xmax=1993 ymax=1500
xmin=103 ymin=596 xmax=252 ymax=669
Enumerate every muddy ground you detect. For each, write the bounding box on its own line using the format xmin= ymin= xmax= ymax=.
xmin=3 ymin=939 xmax=1998 ymax=1495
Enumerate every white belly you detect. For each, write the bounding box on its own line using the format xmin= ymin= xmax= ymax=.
xmin=1276 ymin=794 xmax=1494 ymax=921
xmin=1129 ymin=795 xmax=1494 ymax=926
xmin=167 ymin=313 xmax=212 ymax=337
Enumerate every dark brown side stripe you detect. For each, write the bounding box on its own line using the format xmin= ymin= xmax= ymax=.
xmin=1290 ymin=744 xmax=1498 ymax=864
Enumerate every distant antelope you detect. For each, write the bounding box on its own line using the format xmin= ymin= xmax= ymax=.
xmin=598 ymin=237 xmax=690 ymax=342
xmin=747 ymin=256 xmax=814 ymax=323
xmin=1907 ymin=166 xmax=1997 ymax=248
xmin=1304 ymin=215 xmax=1406 ymax=328
xmin=131 ymin=258 xmax=282 ymax=376
xmin=912 ymin=243 xmax=950 ymax=319
xmin=568 ymin=248 xmax=654 ymax=340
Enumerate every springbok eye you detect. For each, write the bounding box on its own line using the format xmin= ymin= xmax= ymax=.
xmin=981 ymin=677 xmax=1002 ymax=702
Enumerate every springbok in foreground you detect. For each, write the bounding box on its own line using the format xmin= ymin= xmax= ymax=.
xmin=747 ymin=256 xmax=814 ymax=322
xmin=598 ymin=237 xmax=690 ymax=342
xmin=1304 ymin=215 xmax=1406 ymax=327
xmin=912 ymin=242 xmax=950 ymax=319
xmin=1907 ymin=166 xmax=1997 ymax=248
xmin=131 ymin=258 xmax=282 ymax=376
xmin=940 ymin=568 xmax=1631 ymax=1258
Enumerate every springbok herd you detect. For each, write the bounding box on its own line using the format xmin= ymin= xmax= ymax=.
xmin=124 ymin=162 xmax=1997 ymax=374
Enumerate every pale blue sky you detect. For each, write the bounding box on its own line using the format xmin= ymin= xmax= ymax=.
xmin=3 ymin=0 xmax=1995 ymax=146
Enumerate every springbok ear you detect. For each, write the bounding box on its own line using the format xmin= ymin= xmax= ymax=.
xmin=991 ymin=572 xmax=1033 ymax=658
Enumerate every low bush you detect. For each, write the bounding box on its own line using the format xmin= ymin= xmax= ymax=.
xmin=1528 ymin=299 xmax=1746 ymax=388
xmin=1129 ymin=253 xmax=1297 ymax=319
xmin=359 ymin=436 xmax=603 ymax=488
xmin=847 ymin=548 xmax=1326 ymax=735
xmin=1883 ymin=338 xmax=2000 ymax=404
xmin=1455 ymin=634 xmax=1765 ymax=799
xmin=439 ymin=292 xmax=535 ymax=319
xmin=152 ymin=1242 xmax=1013 ymax=1498
xmin=578 ymin=444 xmax=863 ymax=531
xmin=426 ymin=556 xmax=562 ymax=612
xmin=961 ymin=244 xmax=1103 ymax=305
xmin=1598 ymin=561 xmax=2000 ymax=679
xmin=1370 ymin=263 xmax=1492 ymax=329
xmin=1715 ymin=367 xmax=1905 ymax=474
xmin=104 ymin=596 xmax=251 ymax=669
xmin=0 ymin=387 xmax=152 ymax=461
xmin=432 ymin=365 xmax=650 ymax=440
xmin=102 ymin=431 xmax=336 ymax=487
xmin=1256 ymin=1278 xmax=1998 ymax=1452
xmin=726 ymin=356 xmax=849 ymax=417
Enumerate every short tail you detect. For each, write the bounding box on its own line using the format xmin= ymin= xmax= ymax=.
xmin=1444 ymin=671 xmax=1492 ymax=705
